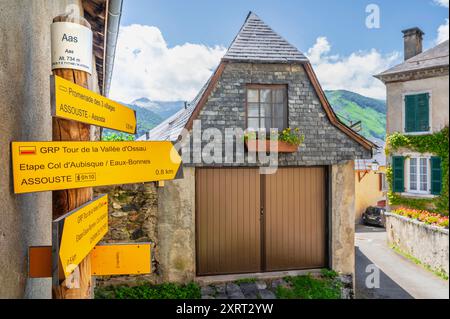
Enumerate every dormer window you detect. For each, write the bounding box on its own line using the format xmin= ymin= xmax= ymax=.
xmin=246 ymin=85 xmax=288 ymax=132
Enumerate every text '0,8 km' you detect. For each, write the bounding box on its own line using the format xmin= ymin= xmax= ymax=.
xmin=11 ymin=141 xmax=183 ymax=194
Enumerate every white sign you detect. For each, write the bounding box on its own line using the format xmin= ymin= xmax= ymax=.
xmin=51 ymin=22 xmax=93 ymax=74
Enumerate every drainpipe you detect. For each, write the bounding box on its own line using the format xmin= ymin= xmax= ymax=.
xmin=103 ymin=0 xmax=123 ymax=97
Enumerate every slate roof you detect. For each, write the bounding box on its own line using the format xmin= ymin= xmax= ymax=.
xmin=376 ymin=40 xmax=449 ymax=78
xmin=141 ymin=12 xmax=310 ymax=141
xmin=137 ymin=77 xmax=211 ymax=141
xmin=223 ymin=12 xmax=308 ymax=63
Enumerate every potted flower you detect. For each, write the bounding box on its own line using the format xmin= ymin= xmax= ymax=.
xmin=244 ymin=128 xmax=305 ymax=153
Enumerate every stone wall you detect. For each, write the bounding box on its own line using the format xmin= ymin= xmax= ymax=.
xmin=184 ymin=62 xmax=371 ymax=167
xmin=94 ymin=183 xmax=161 ymax=285
xmin=331 ymin=161 xmax=356 ymax=276
xmin=385 ymin=212 xmax=449 ymax=276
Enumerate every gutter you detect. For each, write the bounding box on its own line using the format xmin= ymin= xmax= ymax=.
xmin=103 ymin=0 xmax=123 ymax=97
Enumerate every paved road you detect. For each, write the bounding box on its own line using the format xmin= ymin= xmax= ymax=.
xmin=355 ymin=224 xmax=449 ymax=299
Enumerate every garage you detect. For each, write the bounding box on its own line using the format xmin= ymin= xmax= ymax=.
xmin=196 ymin=167 xmax=328 ymax=276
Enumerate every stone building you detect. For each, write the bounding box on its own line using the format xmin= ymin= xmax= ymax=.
xmin=375 ymin=29 xmax=449 ymax=211
xmin=141 ymin=12 xmax=375 ymax=283
xmin=0 ymin=0 xmax=122 ymax=298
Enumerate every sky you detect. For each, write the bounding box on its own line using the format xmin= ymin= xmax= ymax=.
xmin=109 ymin=0 xmax=449 ymax=103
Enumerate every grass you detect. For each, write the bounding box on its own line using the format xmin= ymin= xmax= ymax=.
xmin=391 ymin=245 xmax=449 ymax=281
xmin=95 ymin=282 xmax=201 ymax=299
xmin=275 ymin=274 xmax=342 ymax=299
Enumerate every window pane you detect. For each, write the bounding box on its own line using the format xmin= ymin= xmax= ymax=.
xmin=274 ymin=90 xmax=285 ymax=103
xmin=248 ymin=103 xmax=259 ymax=117
xmin=420 ymin=158 xmax=428 ymax=192
xmin=410 ymin=158 xmax=417 ymax=191
xmin=248 ymin=118 xmax=260 ymax=130
xmin=247 ymin=89 xmax=259 ymax=103
xmin=261 ymin=117 xmax=271 ymax=130
xmin=260 ymin=89 xmax=272 ymax=104
xmin=260 ymin=103 xmax=272 ymax=118
xmin=273 ymin=118 xmax=285 ymax=131
xmin=273 ymin=103 xmax=286 ymax=119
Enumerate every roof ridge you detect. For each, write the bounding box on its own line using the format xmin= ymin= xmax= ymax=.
xmin=222 ymin=11 xmax=308 ymax=63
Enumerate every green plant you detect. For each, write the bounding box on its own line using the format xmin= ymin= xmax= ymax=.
xmin=391 ymin=245 xmax=449 ymax=280
xmin=275 ymin=275 xmax=341 ymax=299
xmin=102 ymin=132 xmax=136 ymax=142
xmin=95 ymin=282 xmax=201 ymax=299
xmin=385 ymin=127 xmax=449 ymax=215
xmin=244 ymin=128 xmax=305 ymax=146
xmin=320 ymin=269 xmax=339 ymax=280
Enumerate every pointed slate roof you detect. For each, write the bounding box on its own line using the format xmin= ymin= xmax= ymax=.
xmin=223 ymin=12 xmax=308 ymax=63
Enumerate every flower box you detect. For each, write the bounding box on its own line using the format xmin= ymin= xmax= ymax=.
xmin=245 ymin=140 xmax=299 ymax=153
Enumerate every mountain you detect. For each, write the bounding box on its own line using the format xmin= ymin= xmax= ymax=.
xmin=131 ymin=98 xmax=185 ymax=119
xmin=325 ymin=90 xmax=386 ymax=141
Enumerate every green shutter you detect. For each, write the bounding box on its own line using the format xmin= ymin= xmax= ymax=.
xmin=405 ymin=95 xmax=417 ymax=133
xmin=405 ymin=94 xmax=430 ymax=133
xmin=392 ymin=156 xmax=405 ymax=193
xmin=431 ymin=157 xmax=443 ymax=195
xmin=417 ymin=93 xmax=430 ymax=132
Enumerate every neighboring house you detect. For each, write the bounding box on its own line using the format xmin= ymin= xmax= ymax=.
xmin=375 ymin=28 xmax=449 ymax=211
xmin=142 ymin=12 xmax=374 ymax=282
xmin=354 ymin=138 xmax=387 ymax=222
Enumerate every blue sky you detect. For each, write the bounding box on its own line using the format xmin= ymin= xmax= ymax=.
xmin=120 ymin=0 xmax=448 ymax=55
xmin=110 ymin=0 xmax=449 ymax=103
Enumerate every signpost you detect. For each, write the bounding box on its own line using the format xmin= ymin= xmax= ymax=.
xmin=12 ymin=141 xmax=183 ymax=194
xmin=53 ymin=195 xmax=109 ymax=279
xmin=29 ymin=244 xmax=152 ymax=278
xmin=51 ymin=75 xmax=137 ymax=134
xmin=13 ymin=9 xmax=181 ymax=299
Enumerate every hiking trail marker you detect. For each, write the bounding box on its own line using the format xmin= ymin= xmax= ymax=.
xmin=53 ymin=195 xmax=109 ymax=278
xmin=11 ymin=141 xmax=183 ymax=194
xmin=51 ymin=75 xmax=137 ymax=134
xmin=29 ymin=244 xmax=152 ymax=278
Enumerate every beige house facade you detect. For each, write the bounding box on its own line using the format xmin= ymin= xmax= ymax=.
xmin=376 ymin=28 xmax=449 ymax=209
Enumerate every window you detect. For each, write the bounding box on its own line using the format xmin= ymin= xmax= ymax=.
xmin=380 ymin=173 xmax=388 ymax=192
xmin=392 ymin=155 xmax=443 ymax=196
xmin=404 ymin=93 xmax=430 ymax=133
xmin=408 ymin=157 xmax=429 ymax=194
xmin=247 ymin=86 xmax=287 ymax=131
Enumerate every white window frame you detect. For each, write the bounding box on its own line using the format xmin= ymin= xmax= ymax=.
xmin=402 ymin=90 xmax=432 ymax=136
xmin=402 ymin=153 xmax=435 ymax=197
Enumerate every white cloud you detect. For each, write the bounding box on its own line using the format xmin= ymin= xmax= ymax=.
xmin=110 ymin=24 xmax=226 ymax=103
xmin=306 ymin=37 xmax=400 ymax=100
xmin=434 ymin=0 xmax=449 ymax=8
xmin=436 ymin=18 xmax=449 ymax=44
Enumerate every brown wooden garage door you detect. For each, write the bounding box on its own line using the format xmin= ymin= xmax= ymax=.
xmin=196 ymin=167 xmax=327 ymax=276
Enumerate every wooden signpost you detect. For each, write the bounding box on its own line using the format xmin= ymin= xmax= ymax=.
xmin=10 ymin=10 xmax=183 ymax=300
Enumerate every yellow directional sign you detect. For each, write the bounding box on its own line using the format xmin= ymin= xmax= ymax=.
xmin=53 ymin=195 xmax=109 ymax=278
xmin=11 ymin=141 xmax=183 ymax=194
xmin=51 ymin=75 xmax=137 ymax=134
xmin=91 ymin=244 xmax=151 ymax=276
xmin=29 ymin=244 xmax=152 ymax=278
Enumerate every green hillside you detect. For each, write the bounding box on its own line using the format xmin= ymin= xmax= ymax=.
xmin=325 ymin=90 xmax=386 ymax=141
